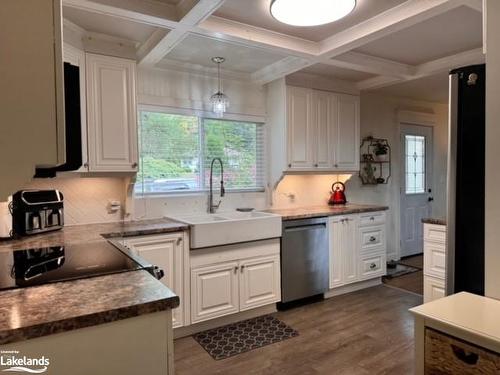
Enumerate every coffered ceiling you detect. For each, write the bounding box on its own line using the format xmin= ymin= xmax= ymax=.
xmin=62 ymin=0 xmax=485 ymax=102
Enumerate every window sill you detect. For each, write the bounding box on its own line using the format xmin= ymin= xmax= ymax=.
xmin=134 ymin=188 xmax=266 ymax=199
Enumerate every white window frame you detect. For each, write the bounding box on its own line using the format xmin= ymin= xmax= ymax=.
xmin=135 ymin=105 xmax=267 ymax=197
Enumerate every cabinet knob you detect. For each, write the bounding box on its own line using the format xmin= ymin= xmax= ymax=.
xmin=314 ymin=163 xmax=318 ymax=167
xmin=83 ymin=162 xmax=89 ymax=169
xmin=370 ymin=263 xmax=377 ymax=269
xmin=288 ymin=163 xmax=292 ymax=168
xmin=369 ymin=236 xmax=377 ymax=242
xmin=370 ymin=217 xmax=375 ymax=221
xmin=132 ymin=162 xmax=138 ymax=169
xmin=240 ymin=265 xmax=245 ymax=272
xmin=234 ymin=266 xmax=239 ymax=273
xmin=334 ymin=164 xmax=338 ymax=168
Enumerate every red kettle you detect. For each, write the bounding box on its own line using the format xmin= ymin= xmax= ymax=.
xmin=328 ymin=181 xmax=347 ymax=205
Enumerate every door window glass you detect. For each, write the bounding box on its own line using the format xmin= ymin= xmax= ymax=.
xmin=405 ymin=135 xmax=426 ymax=194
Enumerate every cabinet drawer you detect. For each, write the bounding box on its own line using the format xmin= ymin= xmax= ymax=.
xmin=424 ymin=224 xmax=446 ymax=243
xmin=359 ymin=212 xmax=386 ymax=227
xmin=359 ymin=254 xmax=386 ymax=280
xmin=425 ymin=328 xmax=500 ymax=374
xmin=424 ymin=241 xmax=446 ymax=279
xmin=359 ymin=225 xmax=385 ymax=252
xmin=423 ymin=276 xmax=445 ymax=303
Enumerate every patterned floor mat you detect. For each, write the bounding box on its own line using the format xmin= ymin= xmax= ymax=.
xmin=193 ymin=315 xmax=299 ymax=360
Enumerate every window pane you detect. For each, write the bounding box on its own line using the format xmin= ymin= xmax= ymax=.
xmin=203 ymin=119 xmax=264 ymax=190
xmin=136 ymin=111 xmax=200 ymax=193
xmin=405 ymin=135 xmax=426 ymax=194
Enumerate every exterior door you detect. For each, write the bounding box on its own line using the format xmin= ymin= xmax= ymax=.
xmin=400 ymin=124 xmax=434 ymax=257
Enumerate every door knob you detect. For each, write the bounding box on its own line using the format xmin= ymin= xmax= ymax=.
xmin=428 ymin=197 xmax=434 ymax=202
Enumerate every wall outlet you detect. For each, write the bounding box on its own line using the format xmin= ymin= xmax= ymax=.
xmin=107 ymin=200 xmax=121 ymax=214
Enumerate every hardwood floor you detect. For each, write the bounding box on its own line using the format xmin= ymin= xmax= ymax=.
xmin=383 ymin=255 xmax=424 ymax=295
xmin=174 ymin=285 xmax=422 ymax=375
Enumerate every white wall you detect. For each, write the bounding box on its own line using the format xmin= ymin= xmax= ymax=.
xmin=485 ymin=0 xmax=500 ymax=299
xmin=23 ymin=176 xmax=127 ymax=225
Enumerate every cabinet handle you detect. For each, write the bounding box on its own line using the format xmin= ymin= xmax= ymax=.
xmin=314 ymin=163 xmax=318 ymax=167
xmin=369 ymin=236 xmax=377 ymax=242
xmin=176 ymin=238 xmax=182 ymax=245
xmin=240 ymin=265 xmax=245 ymax=272
xmin=234 ymin=266 xmax=239 ymax=273
xmin=83 ymin=162 xmax=89 ymax=169
xmin=288 ymin=163 xmax=292 ymax=168
xmin=370 ymin=217 xmax=375 ymax=221
xmin=370 ymin=263 xmax=377 ymax=270
xmin=334 ymin=164 xmax=338 ymax=168
xmin=132 ymin=162 xmax=138 ymax=168
xmin=451 ymin=345 xmax=479 ymax=365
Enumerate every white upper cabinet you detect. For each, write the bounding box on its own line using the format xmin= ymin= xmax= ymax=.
xmin=0 ymin=0 xmax=65 ymax=199
xmin=335 ymin=94 xmax=360 ymax=171
xmin=267 ymin=80 xmax=360 ymax=186
xmin=287 ymin=86 xmax=314 ymax=169
xmin=86 ymin=53 xmax=138 ymax=172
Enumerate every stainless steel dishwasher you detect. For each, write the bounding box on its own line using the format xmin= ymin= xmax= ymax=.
xmin=281 ymin=217 xmax=329 ymax=303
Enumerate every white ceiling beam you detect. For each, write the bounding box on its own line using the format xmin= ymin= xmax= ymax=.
xmin=357 ymin=47 xmax=485 ymax=90
xmin=251 ymin=56 xmax=312 ymax=84
xmin=139 ymin=0 xmax=226 ymax=67
xmin=196 ymin=16 xmax=319 ymax=57
xmin=327 ymin=51 xmax=416 ymax=79
xmin=319 ymin=0 xmax=465 ymax=59
xmin=62 ymin=0 xmax=179 ymax=28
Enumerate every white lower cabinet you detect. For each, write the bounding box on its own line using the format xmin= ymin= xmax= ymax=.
xmin=423 ymin=223 xmax=447 ymax=303
xmin=191 ymin=261 xmax=240 ymax=323
xmin=190 ymin=239 xmax=281 ymax=324
xmin=423 ymin=275 xmax=445 ymax=303
xmin=329 ymin=211 xmax=387 ymax=290
xmin=123 ymin=232 xmax=188 ymax=328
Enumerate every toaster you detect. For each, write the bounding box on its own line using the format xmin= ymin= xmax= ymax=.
xmin=12 ymin=190 xmax=64 ymax=236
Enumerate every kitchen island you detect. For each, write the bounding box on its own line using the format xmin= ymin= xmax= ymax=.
xmin=0 ymin=219 xmax=186 ymax=374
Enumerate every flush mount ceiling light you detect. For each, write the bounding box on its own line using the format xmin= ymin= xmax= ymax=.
xmin=210 ymin=57 xmax=229 ymax=117
xmin=270 ymin=0 xmax=356 ymax=27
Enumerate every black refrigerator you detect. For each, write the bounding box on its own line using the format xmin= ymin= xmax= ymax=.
xmin=446 ymin=64 xmax=485 ymax=296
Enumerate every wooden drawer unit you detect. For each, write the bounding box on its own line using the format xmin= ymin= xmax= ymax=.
xmin=424 ymin=241 xmax=446 ymax=279
xmin=359 ymin=254 xmax=386 ymax=280
xmin=359 ymin=225 xmax=385 ymax=253
xmin=425 ymin=328 xmax=500 ymax=374
xmin=424 ymin=224 xmax=446 ymax=243
xmin=359 ymin=211 xmax=386 ymax=227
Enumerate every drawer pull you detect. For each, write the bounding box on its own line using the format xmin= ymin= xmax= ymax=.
xmin=369 ymin=236 xmax=377 ymax=242
xmin=369 ymin=263 xmax=377 ymax=269
xmin=370 ymin=217 xmax=375 ymax=221
xmin=451 ymin=345 xmax=479 ymax=365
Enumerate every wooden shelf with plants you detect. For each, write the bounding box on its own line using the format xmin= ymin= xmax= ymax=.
xmin=359 ymin=136 xmax=391 ymax=185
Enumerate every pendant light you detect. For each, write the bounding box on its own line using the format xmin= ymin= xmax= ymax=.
xmin=210 ymin=57 xmax=229 ymax=117
xmin=270 ymin=0 xmax=356 ymax=27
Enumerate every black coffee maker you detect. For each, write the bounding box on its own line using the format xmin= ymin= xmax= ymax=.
xmin=12 ymin=190 xmax=64 ymax=236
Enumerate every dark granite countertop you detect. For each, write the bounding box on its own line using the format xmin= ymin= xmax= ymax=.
xmin=265 ymin=204 xmax=389 ymax=220
xmin=0 ymin=270 xmax=179 ymax=345
xmin=0 ymin=218 xmax=186 ymax=345
xmin=0 ymin=218 xmax=188 ymax=252
xmin=422 ymin=218 xmax=446 ymax=226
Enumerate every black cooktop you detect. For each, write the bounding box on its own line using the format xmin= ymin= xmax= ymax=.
xmin=0 ymin=241 xmax=152 ymax=291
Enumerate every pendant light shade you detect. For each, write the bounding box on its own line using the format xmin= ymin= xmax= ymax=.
xmin=270 ymin=0 xmax=356 ymax=27
xmin=210 ymin=57 xmax=229 ymax=117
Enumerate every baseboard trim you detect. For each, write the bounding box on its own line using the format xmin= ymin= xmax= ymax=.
xmin=174 ymin=304 xmax=277 ymax=339
xmin=324 ymin=278 xmax=382 ymax=298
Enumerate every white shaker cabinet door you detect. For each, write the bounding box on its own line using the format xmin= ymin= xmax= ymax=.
xmin=191 ymin=261 xmax=240 ymax=324
xmin=239 ymin=255 xmax=281 ymax=311
xmin=334 ymin=94 xmax=360 ymax=171
xmin=125 ymin=233 xmax=185 ymax=328
xmin=287 ymin=86 xmax=314 ymax=169
xmin=86 ymin=53 xmax=138 ymax=172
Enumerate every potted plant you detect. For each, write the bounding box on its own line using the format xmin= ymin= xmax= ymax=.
xmin=373 ymin=141 xmax=389 ymax=162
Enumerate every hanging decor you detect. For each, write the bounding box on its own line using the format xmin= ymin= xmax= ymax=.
xmin=359 ymin=136 xmax=392 ymax=185
xmin=210 ymin=57 xmax=229 ymax=117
